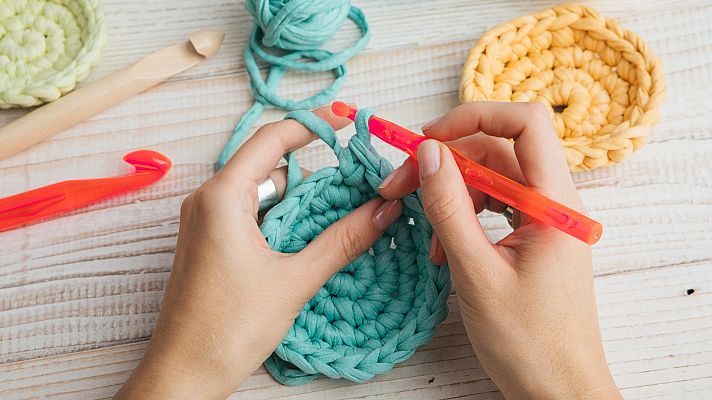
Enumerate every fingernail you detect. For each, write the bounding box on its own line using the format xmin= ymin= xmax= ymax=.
xmin=428 ymin=234 xmax=440 ymax=261
xmin=421 ymin=116 xmax=441 ymax=131
xmin=418 ymin=140 xmax=441 ymax=179
xmin=373 ymin=199 xmax=402 ymax=231
xmin=379 ymin=167 xmax=401 ymax=190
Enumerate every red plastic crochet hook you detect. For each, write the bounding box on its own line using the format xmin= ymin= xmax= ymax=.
xmin=0 ymin=150 xmax=171 ymax=232
xmin=331 ymin=101 xmax=602 ymax=245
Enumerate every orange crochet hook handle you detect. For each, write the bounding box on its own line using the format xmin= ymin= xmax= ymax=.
xmin=0 ymin=150 xmax=171 ymax=232
xmin=332 ymin=101 xmax=602 ymax=245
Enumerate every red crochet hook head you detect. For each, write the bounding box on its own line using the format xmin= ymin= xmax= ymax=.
xmin=0 ymin=150 xmax=171 ymax=232
xmin=332 ymin=101 xmax=427 ymax=159
xmin=332 ymin=101 xmax=602 ymax=245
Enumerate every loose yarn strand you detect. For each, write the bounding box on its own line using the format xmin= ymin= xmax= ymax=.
xmin=216 ymin=0 xmax=370 ymax=169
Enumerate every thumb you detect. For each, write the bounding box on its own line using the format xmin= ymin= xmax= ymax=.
xmin=417 ymin=140 xmax=496 ymax=266
xmin=289 ymin=197 xmax=403 ymax=292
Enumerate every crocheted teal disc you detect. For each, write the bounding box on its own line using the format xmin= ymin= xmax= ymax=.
xmin=260 ymin=109 xmax=451 ymax=385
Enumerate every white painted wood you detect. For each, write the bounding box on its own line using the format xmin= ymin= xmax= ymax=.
xmin=1 ymin=263 xmax=711 ymax=399
xmin=1 ymin=0 xmax=711 ymax=398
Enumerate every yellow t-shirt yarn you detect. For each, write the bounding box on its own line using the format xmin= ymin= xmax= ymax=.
xmin=460 ymin=4 xmax=666 ymax=171
xmin=0 ymin=0 xmax=107 ymax=108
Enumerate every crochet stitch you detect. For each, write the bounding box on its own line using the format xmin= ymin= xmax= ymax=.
xmin=460 ymin=4 xmax=665 ymax=171
xmin=0 ymin=0 xmax=107 ymax=108
xmin=259 ymin=109 xmax=451 ymax=385
xmin=216 ymin=0 xmax=370 ymax=169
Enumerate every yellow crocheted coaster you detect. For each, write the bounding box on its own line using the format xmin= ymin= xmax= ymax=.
xmin=0 ymin=0 xmax=108 ymax=108
xmin=460 ymin=4 xmax=666 ymax=171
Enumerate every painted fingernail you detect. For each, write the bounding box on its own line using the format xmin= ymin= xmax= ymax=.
xmin=418 ymin=140 xmax=441 ymax=179
xmin=373 ymin=199 xmax=403 ymax=231
xmin=421 ymin=116 xmax=441 ymax=131
xmin=428 ymin=234 xmax=440 ymax=261
xmin=379 ymin=167 xmax=402 ymax=190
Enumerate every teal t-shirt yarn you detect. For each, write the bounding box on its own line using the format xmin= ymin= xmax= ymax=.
xmin=260 ymin=109 xmax=451 ymax=385
xmin=216 ymin=0 xmax=371 ymax=169
xmin=217 ymin=0 xmax=451 ymax=385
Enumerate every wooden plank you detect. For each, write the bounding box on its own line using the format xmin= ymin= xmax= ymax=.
xmin=45 ymin=0 xmax=704 ymax=87
xmin=1 ymin=262 xmax=711 ymax=399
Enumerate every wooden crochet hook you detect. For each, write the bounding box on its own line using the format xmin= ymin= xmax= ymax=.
xmin=0 ymin=30 xmax=225 ymax=161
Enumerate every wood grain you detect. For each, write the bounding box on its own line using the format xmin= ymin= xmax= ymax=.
xmin=1 ymin=0 xmax=711 ymax=398
xmin=2 ymin=263 xmax=711 ymax=399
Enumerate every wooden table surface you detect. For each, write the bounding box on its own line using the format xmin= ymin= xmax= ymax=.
xmin=2 ymin=1 xmax=711 ymax=398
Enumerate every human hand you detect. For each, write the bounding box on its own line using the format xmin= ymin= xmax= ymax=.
xmin=114 ymin=106 xmax=404 ymax=400
xmin=379 ymin=102 xmax=621 ymax=399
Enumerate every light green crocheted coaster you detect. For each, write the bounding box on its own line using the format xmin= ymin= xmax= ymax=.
xmin=0 ymin=0 xmax=108 ymax=108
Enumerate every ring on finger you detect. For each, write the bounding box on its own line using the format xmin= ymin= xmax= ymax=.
xmin=502 ymin=206 xmax=515 ymax=228
xmin=257 ymin=176 xmax=280 ymax=213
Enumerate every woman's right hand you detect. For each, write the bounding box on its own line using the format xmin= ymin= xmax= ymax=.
xmin=379 ymin=102 xmax=621 ymax=399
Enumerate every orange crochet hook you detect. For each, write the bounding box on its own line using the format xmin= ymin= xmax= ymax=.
xmin=332 ymin=101 xmax=602 ymax=245
xmin=0 ymin=150 xmax=171 ymax=232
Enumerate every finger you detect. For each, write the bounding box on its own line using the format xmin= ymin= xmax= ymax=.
xmin=265 ymin=166 xmax=312 ymax=204
xmin=289 ymin=198 xmax=404 ymax=288
xmin=378 ymin=157 xmax=419 ymax=200
xmin=217 ymin=105 xmax=352 ymax=188
xmin=381 ymin=134 xmax=527 ymax=215
xmin=422 ymin=101 xmax=576 ymax=201
xmin=510 ymin=208 xmax=523 ymax=230
xmin=256 ymin=166 xmax=311 ymax=226
xmin=449 ymin=134 xmax=526 ymax=214
xmin=428 ymin=234 xmax=447 ymax=265
xmin=417 ymin=139 xmax=501 ymax=274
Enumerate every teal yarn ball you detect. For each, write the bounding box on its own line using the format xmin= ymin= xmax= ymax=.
xmin=247 ymin=0 xmax=350 ymax=50
xmin=217 ymin=0 xmax=370 ymax=169
xmin=260 ymin=109 xmax=451 ymax=385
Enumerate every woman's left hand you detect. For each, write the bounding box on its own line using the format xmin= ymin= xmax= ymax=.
xmin=114 ymin=106 xmax=404 ymax=400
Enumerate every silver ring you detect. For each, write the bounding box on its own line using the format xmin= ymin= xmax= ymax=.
xmin=502 ymin=206 xmax=515 ymax=227
xmin=257 ymin=176 xmax=280 ymax=213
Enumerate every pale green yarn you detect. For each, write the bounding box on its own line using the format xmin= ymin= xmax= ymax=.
xmin=0 ymin=0 xmax=107 ymax=108
xmin=260 ymin=109 xmax=451 ymax=385
xmin=215 ymin=0 xmax=370 ymax=169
